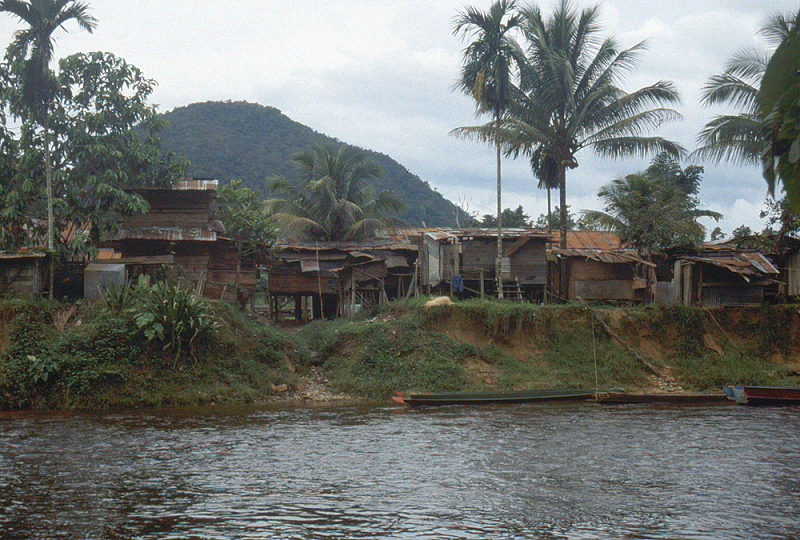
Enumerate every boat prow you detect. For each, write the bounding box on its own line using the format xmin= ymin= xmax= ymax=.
xmin=392 ymin=391 xmax=408 ymax=405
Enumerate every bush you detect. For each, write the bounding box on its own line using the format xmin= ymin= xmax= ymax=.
xmin=102 ymin=275 xmax=219 ymax=365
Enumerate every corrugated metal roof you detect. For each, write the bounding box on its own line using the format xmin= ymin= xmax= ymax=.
xmin=679 ymin=251 xmax=778 ymax=281
xmin=114 ymin=226 xmax=217 ymax=242
xmin=551 ymin=247 xmax=655 ymax=267
xmin=547 ymin=230 xmax=622 ymax=250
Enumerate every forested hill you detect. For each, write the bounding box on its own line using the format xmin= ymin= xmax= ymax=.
xmin=157 ymin=101 xmax=460 ymax=227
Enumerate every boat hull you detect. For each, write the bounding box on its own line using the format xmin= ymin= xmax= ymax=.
xmin=723 ymin=385 xmax=800 ymax=405
xmin=594 ymin=391 xmax=728 ymax=404
xmin=393 ymin=388 xmax=594 ymax=406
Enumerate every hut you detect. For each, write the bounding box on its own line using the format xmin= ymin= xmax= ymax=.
xmin=547 ymin=231 xmax=656 ymax=304
xmin=0 ymin=251 xmax=47 ymax=297
xmin=97 ymin=179 xmax=258 ymax=303
xmin=415 ymin=228 xmax=550 ymax=300
xmin=672 ymin=243 xmax=779 ymax=307
xmin=267 ymin=232 xmax=417 ymax=320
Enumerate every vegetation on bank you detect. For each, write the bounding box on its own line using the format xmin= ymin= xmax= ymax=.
xmin=0 ymin=281 xmax=300 ymax=410
xmin=2 ymin=292 xmax=799 ymax=410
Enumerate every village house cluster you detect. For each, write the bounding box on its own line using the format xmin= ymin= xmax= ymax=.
xmin=1 ymin=181 xmax=795 ymax=320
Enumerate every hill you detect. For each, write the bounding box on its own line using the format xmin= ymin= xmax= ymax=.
xmin=157 ymin=100 xmax=460 ymax=227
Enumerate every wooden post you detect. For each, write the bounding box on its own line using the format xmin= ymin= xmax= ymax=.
xmin=480 ymin=268 xmax=485 ymax=300
xmin=350 ymin=276 xmax=356 ymax=319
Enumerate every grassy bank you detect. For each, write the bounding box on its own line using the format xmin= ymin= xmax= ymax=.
xmin=0 ymin=294 xmax=301 ymax=410
xmin=2 ymin=292 xmax=799 ymax=410
xmin=297 ymin=298 xmax=800 ymax=399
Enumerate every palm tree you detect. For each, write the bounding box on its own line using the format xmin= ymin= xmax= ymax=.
xmin=267 ymin=144 xmax=404 ymax=241
xmin=694 ymin=9 xmax=800 ymax=165
xmin=503 ymin=0 xmax=683 ymax=250
xmin=529 ymin=145 xmax=558 ymax=233
xmin=453 ymin=0 xmax=526 ymax=298
xmin=1 ymin=0 xmax=96 ymax=297
xmin=694 ymin=9 xmax=800 ymax=215
xmin=581 ymin=159 xmax=721 ymax=255
xmin=692 ymin=48 xmax=767 ymax=166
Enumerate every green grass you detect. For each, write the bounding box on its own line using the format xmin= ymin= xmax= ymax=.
xmin=3 ymin=295 xmax=799 ymax=409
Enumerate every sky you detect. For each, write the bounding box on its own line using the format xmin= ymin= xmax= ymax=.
xmin=0 ymin=0 xmax=797 ymax=235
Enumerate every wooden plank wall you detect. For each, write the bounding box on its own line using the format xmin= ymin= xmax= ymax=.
xmin=510 ymin=241 xmax=547 ymax=285
xmin=122 ymin=191 xmax=212 ymax=230
xmin=0 ymin=260 xmax=42 ymax=296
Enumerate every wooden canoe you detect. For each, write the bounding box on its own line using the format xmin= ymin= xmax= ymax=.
xmin=392 ymin=388 xmax=595 ymax=406
xmin=723 ymin=385 xmax=800 ymax=405
xmin=593 ymin=391 xmax=728 ymax=404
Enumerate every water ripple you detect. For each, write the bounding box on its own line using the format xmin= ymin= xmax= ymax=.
xmin=1 ymin=403 xmax=799 ymax=538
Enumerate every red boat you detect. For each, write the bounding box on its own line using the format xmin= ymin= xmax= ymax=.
xmin=723 ymin=385 xmax=800 ymax=405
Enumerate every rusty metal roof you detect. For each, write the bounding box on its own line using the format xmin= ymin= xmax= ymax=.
xmin=679 ymin=251 xmax=779 ymax=281
xmin=546 ymin=230 xmax=622 ymax=250
xmin=551 ymin=247 xmax=655 ymax=267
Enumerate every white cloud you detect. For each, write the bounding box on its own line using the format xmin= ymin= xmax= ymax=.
xmin=0 ymin=0 xmax=797 ymax=235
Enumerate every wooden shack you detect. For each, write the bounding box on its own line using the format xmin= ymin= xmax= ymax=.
xmin=268 ymin=232 xmax=417 ymax=320
xmin=672 ymin=244 xmax=779 ymax=307
xmin=547 ymin=231 xmax=655 ymax=304
xmin=97 ymin=179 xmax=258 ymax=302
xmin=415 ymin=228 xmax=550 ymax=300
xmin=0 ymin=251 xmax=46 ymax=297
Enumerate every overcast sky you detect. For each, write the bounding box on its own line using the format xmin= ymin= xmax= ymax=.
xmin=1 ymin=0 xmax=797 ymax=234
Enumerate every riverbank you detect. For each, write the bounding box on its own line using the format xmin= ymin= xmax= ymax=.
xmin=1 ymin=295 xmax=799 ymax=410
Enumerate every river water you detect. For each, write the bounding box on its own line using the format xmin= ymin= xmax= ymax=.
xmin=1 ymin=401 xmax=798 ymax=539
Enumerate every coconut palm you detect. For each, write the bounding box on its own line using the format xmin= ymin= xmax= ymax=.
xmin=267 ymin=144 xmax=404 ymax=242
xmin=453 ymin=0 xmax=526 ymax=297
xmin=495 ymin=0 xmax=682 ymax=250
xmin=694 ymin=9 xmax=800 ymax=167
xmin=1 ymin=0 xmax=96 ymax=297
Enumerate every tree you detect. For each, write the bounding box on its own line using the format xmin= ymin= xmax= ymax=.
xmin=4 ymin=52 xmax=187 ymax=253
xmin=534 ymin=206 xmax=577 ymax=231
xmin=214 ymin=179 xmax=275 ymax=295
xmin=453 ymin=0 xmax=526 ymax=297
xmin=480 ymin=205 xmax=530 ymax=228
xmin=267 ymin=144 xmax=404 ymax=241
xmin=1 ymin=0 xmax=96 ymax=297
xmin=694 ymin=9 xmax=800 ymax=167
xmin=581 ymin=154 xmax=721 ymax=255
xmin=760 ymin=10 xmax=800 ymax=211
xmin=494 ymin=0 xmax=682 ymax=251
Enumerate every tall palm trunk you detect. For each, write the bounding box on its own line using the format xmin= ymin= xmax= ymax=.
xmin=558 ymin=164 xmax=567 ymax=249
xmin=558 ymin=164 xmax=568 ymax=300
xmin=495 ymin=112 xmax=503 ymax=299
xmin=546 ymin=186 xmax=552 ymax=234
xmin=44 ymin=115 xmax=54 ymax=300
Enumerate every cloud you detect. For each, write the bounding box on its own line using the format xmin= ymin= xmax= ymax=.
xmin=0 ymin=0 xmax=797 ymax=237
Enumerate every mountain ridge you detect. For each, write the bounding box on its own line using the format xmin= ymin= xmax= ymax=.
xmin=156 ymin=100 xmax=460 ymax=227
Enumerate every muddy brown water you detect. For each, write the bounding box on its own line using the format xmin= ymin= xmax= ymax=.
xmin=1 ymin=401 xmax=799 ymax=539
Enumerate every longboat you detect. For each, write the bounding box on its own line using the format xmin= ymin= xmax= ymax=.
xmin=392 ymin=388 xmax=594 ymax=406
xmin=593 ymin=391 xmax=728 ymax=404
xmin=722 ymin=385 xmax=800 ymax=405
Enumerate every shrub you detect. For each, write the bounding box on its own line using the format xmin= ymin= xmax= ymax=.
xmin=101 ymin=275 xmax=219 ymax=365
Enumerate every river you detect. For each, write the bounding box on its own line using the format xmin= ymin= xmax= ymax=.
xmin=1 ymin=401 xmax=798 ymax=539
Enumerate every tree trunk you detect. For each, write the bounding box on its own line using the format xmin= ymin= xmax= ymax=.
xmin=45 ymin=117 xmax=54 ymax=300
xmin=558 ymin=164 xmax=567 ymax=249
xmin=558 ymin=164 xmax=568 ymax=300
xmin=495 ymin=113 xmax=503 ymax=300
xmin=546 ymin=186 xmax=552 ymax=234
